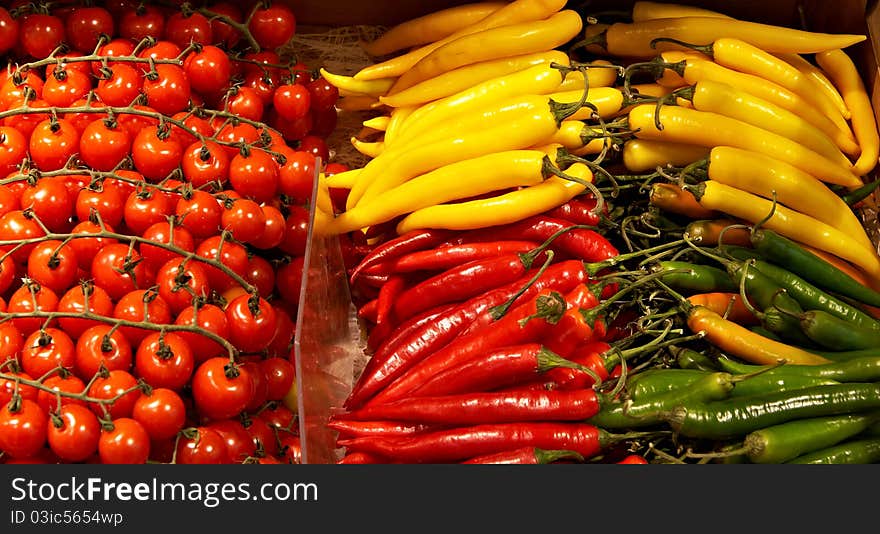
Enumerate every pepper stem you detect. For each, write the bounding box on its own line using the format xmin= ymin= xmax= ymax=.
xmin=650 ymin=37 xmax=714 ymax=57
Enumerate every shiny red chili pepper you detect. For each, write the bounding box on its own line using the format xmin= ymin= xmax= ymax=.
xmin=342 ymin=389 xmax=603 ymax=425
xmin=462 ymin=447 xmax=585 ymax=464
xmin=405 ymin=344 xmax=591 ymax=398
xmin=362 ymin=240 xmax=540 ymax=276
xmin=359 ymin=303 xmax=457 ymax=384
xmin=327 ymin=419 xmax=432 ymax=440
xmin=338 ymin=422 xmax=621 ymax=463
xmin=344 ymin=260 xmax=588 ymax=410
xmin=349 ymin=228 xmax=457 ymax=284
xmin=545 ymin=196 xmax=602 ymax=227
xmin=390 ymin=251 xmax=550 ymax=322
xmin=548 ymin=341 xmax=613 ymax=390
xmin=358 ymin=298 xmax=379 ymax=323
xmin=368 ymin=275 xmax=408 ymax=350
xmin=541 ymin=284 xmax=602 ymax=358
xmin=455 ymin=215 xmax=619 ymax=264
xmin=367 ymin=287 xmax=571 ymax=406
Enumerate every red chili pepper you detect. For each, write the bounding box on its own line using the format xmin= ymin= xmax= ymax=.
xmin=455 ymin=215 xmax=619 ymax=264
xmin=367 ymin=287 xmax=571 ymax=406
xmin=547 ymin=341 xmax=613 ymax=390
xmin=358 ymin=298 xmax=379 ymax=324
xmin=390 ymin=251 xmax=550 ymax=322
xmin=342 ymin=389 xmax=603 ymax=425
xmin=541 ymin=284 xmax=602 ymax=358
xmin=405 ymin=344 xmax=591 ymax=398
xmin=367 ymin=275 xmax=408 ymax=351
xmin=353 ymin=272 xmax=391 ymax=290
xmin=362 ymin=240 xmax=540 ymax=276
xmin=336 ymin=451 xmax=390 ymax=464
xmin=350 ymin=229 xmax=457 ymax=284
xmin=327 ymin=419 xmax=432 ymax=440
xmin=461 ymin=447 xmax=585 ymax=464
xmin=338 ymin=422 xmax=636 ymax=463
xmin=344 ymin=259 xmax=588 ymax=410
xmin=545 ymin=196 xmax=602 ymax=227
xmin=358 ymin=303 xmax=458 ymax=385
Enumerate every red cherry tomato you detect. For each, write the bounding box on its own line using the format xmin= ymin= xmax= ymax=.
xmin=29 ymin=118 xmax=80 ymax=171
xmin=143 ymin=64 xmax=191 ymax=116
xmin=279 ymin=205 xmax=310 ymax=257
xmin=41 ymin=68 xmax=91 ymax=108
xmin=225 ymin=294 xmax=277 ymax=353
xmin=181 ymin=140 xmax=229 ymax=189
xmin=36 ymin=373 xmax=87 ymax=414
xmin=113 ymin=290 xmax=173 ymax=348
xmin=0 ymin=399 xmax=48 ymax=459
xmin=175 ymin=190 xmax=222 ymax=238
xmin=191 ymin=357 xmax=255 ymax=421
xmin=134 ymin=332 xmax=195 ymax=391
xmin=20 ymin=327 xmax=75 ymax=378
xmin=74 ymin=325 xmax=133 ymax=381
xmin=273 ymin=84 xmax=311 ymax=121
xmin=98 ymin=417 xmax=150 ymax=464
xmin=26 ymin=240 xmax=78 ymax=295
xmin=206 ymin=419 xmax=254 ymax=464
xmin=47 ymin=403 xmax=101 ymax=462
xmin=20 ymin=177 xmax=73 ymax=233
xmin=7 ymin=282 xmax=59 ymax=337
xmin=228 ymin=148 xmax=280 ymax=204
xmin=248 ymin=4 xmax=297 ymax=50
xmin=65 ymin=6 xmax=115 ymax=52
xmin=221 ymin=197 xmax=266 ymax=244
xmin=164 ymin=12 xmax=213 ymax=48
xmin=87 ymin=370 xmax=142 ymax=420
xmin=131 ymin=127 xmax=184 ymax=181
xmin=173 ymin=303 xmax=230 ymax=364
xmin=279 ymin=150 xmax=317 ymax=202
xmin=176 ymin=426 xmax=228 ymax=464
xmin=91 ymin=243 xmax=146 ymax=301
xmin=249 ymin=204 xmax=286 ymax=250
xmin=95 ymin=63 xmax=142 ymax=107
xmin=184 ymin=45 xmax=232 ymax=96
xmin=119 ymin=6 xmax=165 ymax=42
xmin=0 ymin=7 xmax=19 ymax=55
xmin=20 ymin=14 xmax=65 ymax=60
xmin=155 ymin=257 xmax=212 ymax=315
xmin=79 ymin=118 xmax=132 ymax=172
xmin=57 ymin=283 xmax=115 ymax=340
xmin=139 ymin=221 xmax=195 ymax=273
xmin=132 ymin=388 xmax=186 ymax=441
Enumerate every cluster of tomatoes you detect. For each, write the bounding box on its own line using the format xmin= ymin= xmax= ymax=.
xmin=0 ymin=1 xmax=352 ymax=465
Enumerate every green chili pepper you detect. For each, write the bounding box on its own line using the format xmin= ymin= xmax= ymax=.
xmin=750 ymin=229 xmax=880 ymax=308
xmin=669 ymin=346 xmax=720 ymax=371
xmin=716 ymin=355 xmax=880 ymax=382
xmin=651 ymin=261 xmax=737 ymax=293
xmin=665 ymin=382 xmax=880 ymax=440
xmin=744 ymin=412 xmax=880 ymax=464
xmin=798 ymin=309 xmax=880 ymax=351
xmin=786 ymin=437 xmax=880 ymax=464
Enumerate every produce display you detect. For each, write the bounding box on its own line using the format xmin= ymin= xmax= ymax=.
xmin=0 ymin=1 xmax=350 ymax=464
xmin=318 ymin=0 xmax=880 ymax=463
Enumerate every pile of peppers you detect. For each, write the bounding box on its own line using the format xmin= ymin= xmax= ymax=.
xmin=319 ymin=0 xmax=880 ymax=464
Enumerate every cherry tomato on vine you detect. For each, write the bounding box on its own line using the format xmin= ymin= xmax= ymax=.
xmin=119 ymin=5 xmax=165 ymax=42
xmin=47 ymin=404 xmax=101 ymax=462
xmin=91 ymin=243 xmax=146 ymax=300
xmin=222 ymin=86 xmax=265 ymax=122
xmin=173 ymin=303 xmax=230 ymax=364
xmin=75 ymin=185 xmax=125 ymax=229
xmin=29 ymin=118 xmax=80 ymax=171
xmin=98 ymin=417 xmax=150 ymax=464
xmin=274 ymin=84 xmax=311 ymax=121
xmin=279 ymin=150 xmax=317 ymax=202
xmin=87 ymin=369 xmax=141 ymax=420
xmin=246 ymin=255 xmax=276 ymax=299
xmin=181 ymin=140 xmax=229 ymax=189
xmin=0 ymin=7 xmax=19 ymax=56
xmin=41 ymin=68 xmax=92 ymax=108
xmin=132 ymin=387 xmax=186 ymax=441
xmin=134 ymin=332 xmax=195 ymax=391
xmin=228 ymin=148 xmax=280 ymax=204
xmin=113 ymin=290 xmax=173 ymax=348
xmin=20 ymin=177 xmax=73 ymax=233
xmin=248 ymin=4 xmax=297 ymax=50
xmin=242 ymin=361 xmax=268 ymax=413
xmin=154 ymin=257 xmax=211 ymax=315
xmin=26 ymin=240 xmax=79 ymax=295
xmin=175 ymin=190 xmax=222 ymax=238
xmin=19 ymin=14 xmax=65 ymax=60
xmin=74 ymin=325 xmax=133 ymax=380
xmin=57 ymin=283 xmax=115 ymax=340
xmin=140 ymin=220 xmax=195 ymax=272
xmin=143 ymin=64 xmax=191 ymax=116
xmin=68 ymin=220 xmax=115 ymax=270
xmin=123 ymin=190 xmax=173 ymax=236
xmin=7 ymin=282 xmax=59 ymax=337
xmin=65 ymin=6 xmax=115 ymax=53
xmin=36 ymin=373 xmax=87 ymax=414
xmin=184 ymin=45 xmax=232 ymax=96
xmin=206 ymin=419 xmax=254 ymax=464
xmin=95 ymin=63 xmax=142 ymax=107
xmin=195 ymin=235 xmax=249 ymax=292
xmin=175 ymin=426 xmax=228 ymax=464
xmin=20 ymin=327 xmax=76 ymax=379
xmin=225 ymin=294 xmax=277 ymax=353
xmin=306 ymin=77 xmax=340 ymax=112
xmin=299 ymin=135 xmax=330 ymax=163
xmin=243 ymin=414 xmax=279 ymax=457
xmin=131 ymin=127 xmax=184 ymax=181
xmin=279 ymin=205 xmax=310 ymax=257
xmin=79 ymin=118 xmax=132 ymax=172
xmin=192 ymin=357 xmax=255 ymax=421
xmin=4 ymin=98 xmax=51 ymax=139
xmin=0 ymin=367 xmax=36 ymax=406
xmin=260 ymin=357 xmax=296 ymax=402
xmin=165 ymin=12 xmax=214 ymax=48
xmin=221 ymin=197 xmax=266 ymax=244
xmin=0 ymin=399 xmax=49 ymax=459
xmin=275 ymin=256 xmax=304 ymax=305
